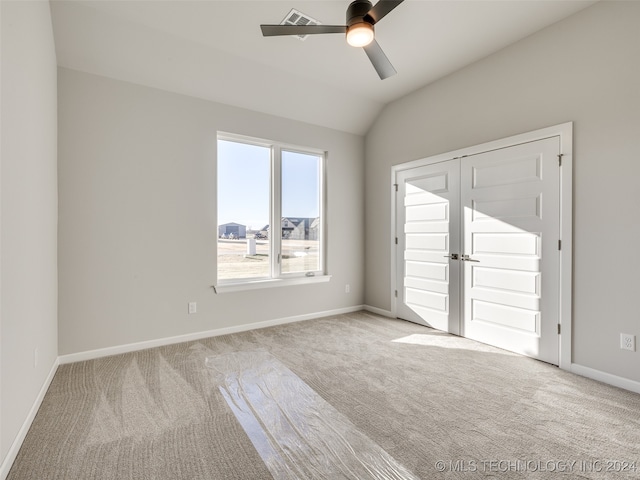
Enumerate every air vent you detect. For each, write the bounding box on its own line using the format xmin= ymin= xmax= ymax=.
xmin=281 ymin=9 xmax=321 ymax=41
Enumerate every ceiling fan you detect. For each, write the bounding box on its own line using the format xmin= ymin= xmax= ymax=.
xmin=260 ymin=0 xmax=404 ymax=80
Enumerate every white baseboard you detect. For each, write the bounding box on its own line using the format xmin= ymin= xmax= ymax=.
xmin=363 ymin=304 xmax=394 ymax=318
xmin=571 ymin=363 xmax=640 ymax=395
xmin=59 ymin=305 xmax=365 ymax=364
xmin=0 ymin=358 xmax=59 ymax=480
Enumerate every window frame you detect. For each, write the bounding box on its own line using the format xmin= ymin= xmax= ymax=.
xmin=214 ymin=132 xmax=329 ymax=293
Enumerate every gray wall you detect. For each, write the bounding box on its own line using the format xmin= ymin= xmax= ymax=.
xmin=1 ymin=0 xmax=58 ymax=465
xmin=365 ymin=1 xmax=640 ymax=382
xmin=58 ymin=68 xmax=365 ymax=355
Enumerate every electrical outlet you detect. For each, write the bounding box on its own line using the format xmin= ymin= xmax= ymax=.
xmin=620 ymin=333 xmax=635 ymax=351
xmin=345 ymin=284 xmax=350 ymax=294
xmin=188 ymin=302 xmax=197 ymax=314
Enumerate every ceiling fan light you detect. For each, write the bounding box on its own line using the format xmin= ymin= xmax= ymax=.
xmin=346 ymin=22 xmax=374 ymax=47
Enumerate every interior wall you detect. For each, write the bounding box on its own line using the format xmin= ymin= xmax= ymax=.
xmin=0 ymin=0 xmax=58 ymax=465
xmin=58 ymin=67 xmax=365 ymax=355
xmin=365 ymin=1 xmax=640 ymax=382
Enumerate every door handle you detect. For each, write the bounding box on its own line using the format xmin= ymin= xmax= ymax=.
xmin=461 ymin=254 xmax=479 ymax=262
xmin=444 ymin=254 xmax=459 ymax=260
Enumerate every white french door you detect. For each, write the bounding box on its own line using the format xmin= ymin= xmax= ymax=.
xmin=396 ymin=161 xmax=461 ymax=334
xmin=395 ymin=136 xmax=561 ymax=365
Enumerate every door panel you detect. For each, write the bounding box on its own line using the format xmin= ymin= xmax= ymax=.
xmin=396 ymin=162 xmax=460 ymax=333
xmin=472 ymin=301 xmax=540 ymax=333
xmin=461 ymin=137 xmax=560 ymax=365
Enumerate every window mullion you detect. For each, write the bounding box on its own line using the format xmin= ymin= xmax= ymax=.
xmin=319 ymin=153 xmax=326 ymax=275
xmin=271 ymin=146 xmax=282 ymax=279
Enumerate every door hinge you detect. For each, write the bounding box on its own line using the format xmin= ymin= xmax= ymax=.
xmin=557 ymin=324 xmax=561 ymax=335
xmin=395 ymin=237 xmax=398 ymax=245
xmin=558 ymin=239 xmax=562 ymax=251
xmin=394 ymin=290 xmax=398 ymax=298
xmin=394 ymin=183 xmax=398 ymax=192
xmin=558 ymin=153 xmax=564 ymax=166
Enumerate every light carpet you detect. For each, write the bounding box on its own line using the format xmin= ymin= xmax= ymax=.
xmin=8 ymin=311 xmax=640 ymax=479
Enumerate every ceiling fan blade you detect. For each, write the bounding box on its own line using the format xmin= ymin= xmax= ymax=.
xmin=365 ymin=0 xmax=404 ymax=24
xmin=260 ymin=24 xmax=347 ymax=37
xmin=363 ymin=39 xmax=396 ymax=80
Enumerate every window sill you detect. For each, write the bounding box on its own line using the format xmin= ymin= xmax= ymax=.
xmin=214 ymin=275 xmax=331 ymax=294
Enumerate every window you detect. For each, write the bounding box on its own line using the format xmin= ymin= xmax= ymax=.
xmin=216 ymin=133 xmax=326 ymax=290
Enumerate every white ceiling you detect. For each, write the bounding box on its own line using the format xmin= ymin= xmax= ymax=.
xmin=50 ymin=0 xmax=596 ymax=135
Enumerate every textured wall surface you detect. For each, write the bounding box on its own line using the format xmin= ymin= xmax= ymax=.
xmin=58 ymin=68 xmax=365 ymax=355
xmin=1 ymin=0 xmax=58 ymax=466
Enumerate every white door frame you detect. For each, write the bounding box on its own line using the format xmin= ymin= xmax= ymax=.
xmin=391 ymin=122 xmax=573 ymax=370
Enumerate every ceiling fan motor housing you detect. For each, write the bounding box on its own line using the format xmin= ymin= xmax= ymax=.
xmin=347 ymin=0 xmax=375 ymax=27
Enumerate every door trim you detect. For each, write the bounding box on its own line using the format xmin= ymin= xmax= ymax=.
xmin=391 ymin=122 xmax=573 ymax=370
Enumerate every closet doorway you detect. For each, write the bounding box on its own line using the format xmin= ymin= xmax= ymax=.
xmin=393 ymin=125 xmax=572 ymax=366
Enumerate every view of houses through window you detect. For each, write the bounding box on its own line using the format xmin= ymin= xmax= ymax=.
xmin=217 ymin=135 xmax=323 ymax=282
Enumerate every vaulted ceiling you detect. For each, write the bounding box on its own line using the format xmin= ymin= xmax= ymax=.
xmin=50 ymin=0 xmax=596 ymax=135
